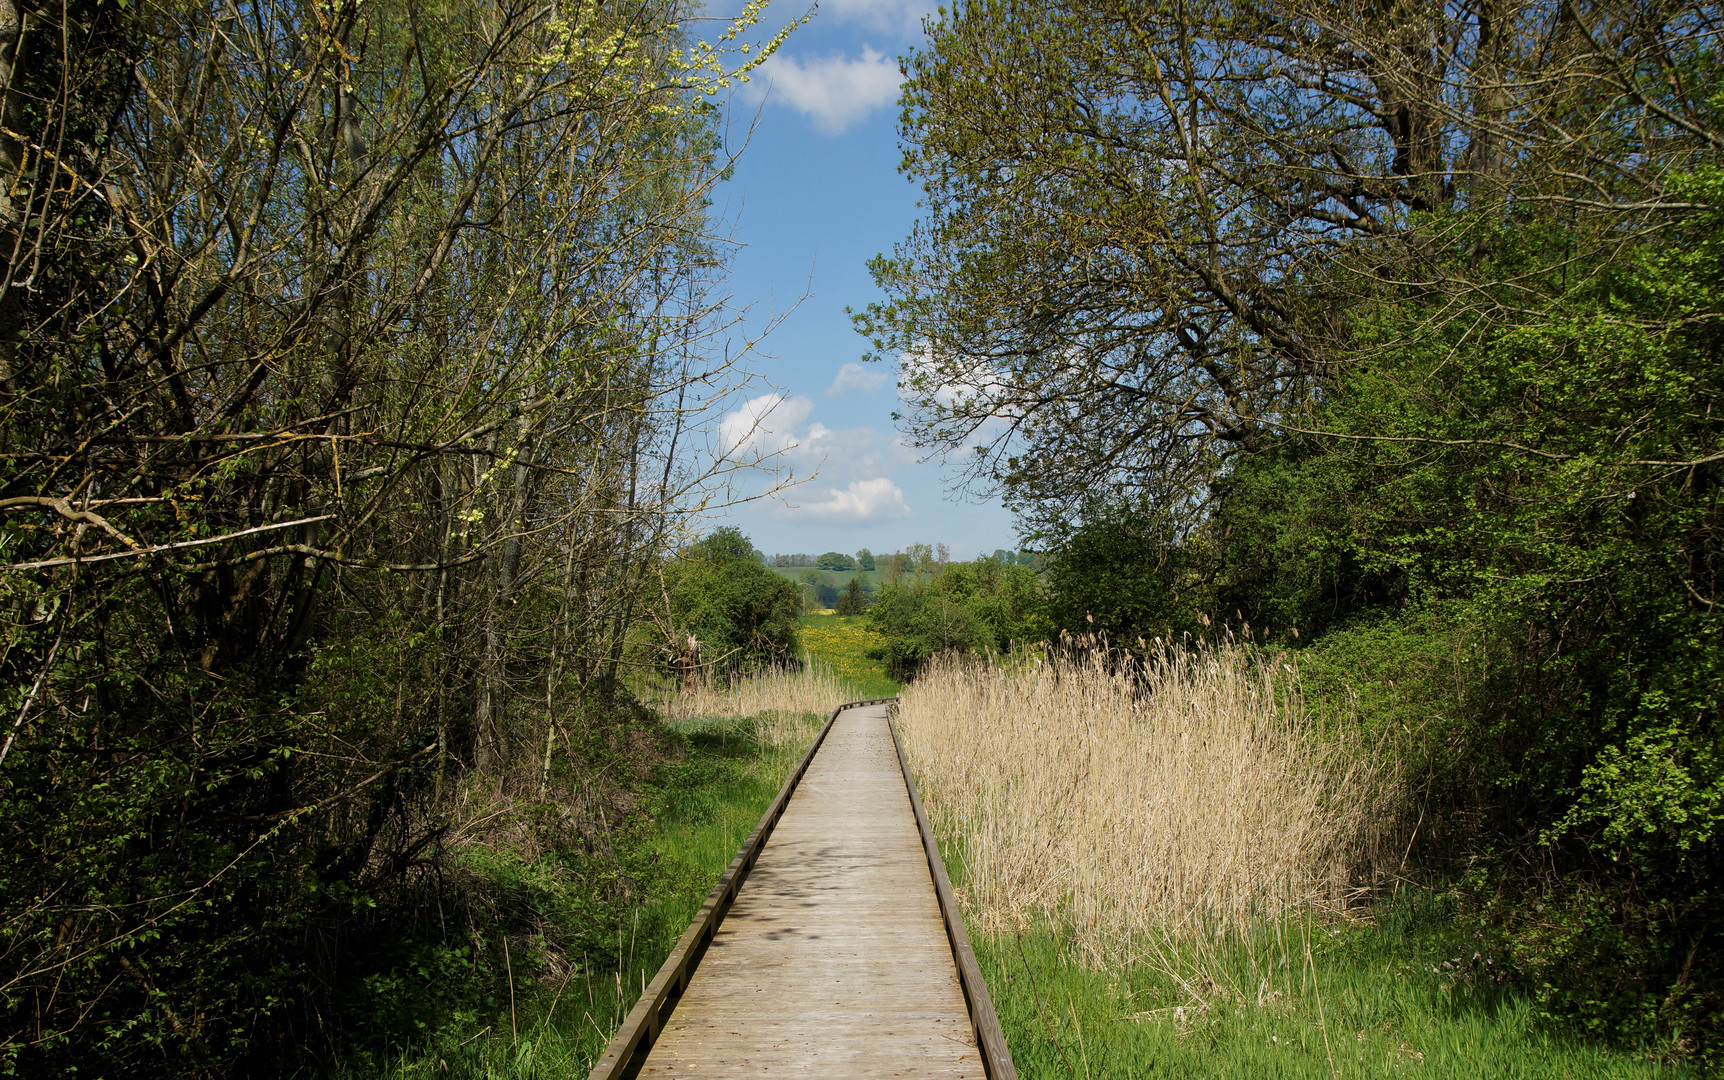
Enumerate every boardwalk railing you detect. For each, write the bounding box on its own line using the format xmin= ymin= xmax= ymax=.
xmin=585 ymin=697 xmax=901 ymax=1080
xmin=887 ymin=703 xmax=1018 ymax=1080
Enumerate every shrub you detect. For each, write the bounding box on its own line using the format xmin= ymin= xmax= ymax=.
xmin=660 ymin=528 xmax=801 ymax=673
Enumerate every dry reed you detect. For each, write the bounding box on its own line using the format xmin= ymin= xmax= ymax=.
xmin=661 ymin=657 xmax=851 ymax=747
xmin=896 ymin=643 xmax=1391 ymax=969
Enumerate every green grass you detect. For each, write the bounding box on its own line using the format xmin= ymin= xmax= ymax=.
xmin=972 ymin=900 xmax=1693 ymax=1079
xmin=798 ymin=613 xmax=899 ymax=699
xmin=372 ymin=712 xmax=825 ymax=1079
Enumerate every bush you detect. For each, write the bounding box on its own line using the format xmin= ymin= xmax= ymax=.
xmin=1041 ymin=508 xmax=1210 ymax=644
xmin=660 ymin=528 xmax=801 ymax=673
xmin=834 ymin=577 xmax=869 ymax=615
xmin=867 ymin=557 xmax=1041 ymax=679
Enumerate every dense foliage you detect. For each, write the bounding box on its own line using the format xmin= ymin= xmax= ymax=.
xmin=866 ymin=556 xmax=1041 ymax=679
xmin=658 ymin=528 xmax=802 ymax=673
xmin=0 ymin=0 xmax=798 ymax=1073
xmin=1215 ymin=200 xmax=1724 ymax=1053
xmin=833 ymin=577 xmax=869 ymax=615
xmin=1041 ymin=512 xmax=1206 ymax=645
xmin=866 ymin=0 xmax=1724 ymax=1061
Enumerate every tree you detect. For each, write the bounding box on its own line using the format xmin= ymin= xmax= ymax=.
xmin=859 ymin=0 xmax=1723 ymax=534
xmin=1195 ymin=209 xmax=1724 ymax=1049
xmin=865 ymin=0 xmax=1724 ymax=1054
xmin=834 ymin=576 xmax=870 ymax=615
xmin=817 ymin=551 xmax=856 ymax=571
xmin=867 ymin=558 xmax=1042 ymax=679
xmin=855 ymin=548 xmax=877 ymax=571
xmin=904 ymin=543 xmax=935 ymax=572
xmin=1044 ymin=510 xmax=1208 ymax=644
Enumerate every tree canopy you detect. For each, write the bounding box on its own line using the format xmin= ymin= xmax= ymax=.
xmin=0 ymin=0 xmax=802 ymax=1069
xmin=867 ymin=556 xmax=1041 ymax=679
xmin=858 ymin=0 xmax=1724 ymax=534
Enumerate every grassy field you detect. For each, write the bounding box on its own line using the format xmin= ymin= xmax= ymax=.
xmin=767 ymin=565 xmax=942 ymax=589
xmin=374 ymin=711 xmax=825 ymax=1079
xmin=797 ymin=613 xmax=899 ymax=699
xmin=768 ymin=565 xmax=891 ymax=595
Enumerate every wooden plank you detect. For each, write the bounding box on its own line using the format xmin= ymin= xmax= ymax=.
xmin=586 ymin=698 xmax=898 ymax=1080
xmin=888 ymin=706 xmax=1019 ymax=1080
xmin=634 ymin=704 xmax=986 ymax=1079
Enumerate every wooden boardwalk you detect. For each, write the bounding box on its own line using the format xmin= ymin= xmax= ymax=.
xmin=589 ymin=702 xmax=1012 ymax=1080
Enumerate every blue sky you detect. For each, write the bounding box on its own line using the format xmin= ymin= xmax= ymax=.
xmin=693 ymin=0 xmax=1017 ymax=560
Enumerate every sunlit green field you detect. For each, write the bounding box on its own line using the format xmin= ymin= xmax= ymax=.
xmin=768 ymin=565 xmax=892 ymax=590
xmin=797 ymin=613 xmax=899 ymax=699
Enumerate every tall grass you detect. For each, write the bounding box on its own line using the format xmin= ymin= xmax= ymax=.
xmin=896 ymin=643 xmax=1393 ymax=967
xmin=899 ymin=644 xmax=1686 ymax=1076
xmin=659 ymin=657 xmax=852 ymax=747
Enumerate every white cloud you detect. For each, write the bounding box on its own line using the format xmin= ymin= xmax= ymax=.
xmin=815 ymin=0 xmax=938 ymax=36
xmin=788 ymin=420 xmax=915 ymax=481
xmin=896 ymin=344 xmax=1017 ymax=455
xmin=715 ymin=392 xmax=920 ymax=522
xmin=755 ymin=47 xmax=902 ymax=135
xmin=716 ymin=392 xmax=813 ymax=462
xmin=787 ymin=477 xmax=912 ymax=521
xmin=827 ymin=362 xmax=888 ymax=396
xmin=898 ymin=343 xmax=994 ymax=411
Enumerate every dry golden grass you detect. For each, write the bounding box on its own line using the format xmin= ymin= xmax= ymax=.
xmin=895 ymin=643 xmax=1393 ymax=969
xmin=661 ymin=657 xmax=851 ymax=747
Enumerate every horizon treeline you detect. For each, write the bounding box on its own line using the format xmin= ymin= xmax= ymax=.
xmin=765 ymin=545 xmax=1040 ymax=571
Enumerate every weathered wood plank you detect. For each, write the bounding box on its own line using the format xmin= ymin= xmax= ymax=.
xmin=585 ymin=701 xmax=860 ymax=1080
xmin=635 ymin=705 xmax=987 ymax=1079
